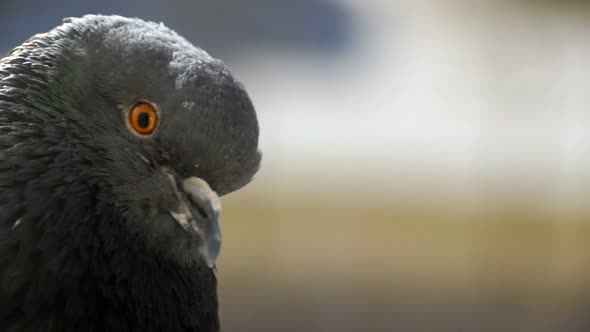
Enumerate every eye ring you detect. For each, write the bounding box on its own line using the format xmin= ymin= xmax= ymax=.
xmin=126 ymin=101 xmax=160 ymax=137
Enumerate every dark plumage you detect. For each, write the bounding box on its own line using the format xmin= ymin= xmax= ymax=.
xmin=0 ymin=15 xmax=261 ymax=331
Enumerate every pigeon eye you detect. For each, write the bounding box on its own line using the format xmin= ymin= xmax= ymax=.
xmin=129 ymin=102 xmax=158 ymax=135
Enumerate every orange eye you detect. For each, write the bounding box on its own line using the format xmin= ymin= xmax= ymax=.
xmin=129 ymin=103 xmax=158 ymax=135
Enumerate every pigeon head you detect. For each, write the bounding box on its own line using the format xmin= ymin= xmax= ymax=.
xmin=1 ymin=15 xmax=261 ymax=267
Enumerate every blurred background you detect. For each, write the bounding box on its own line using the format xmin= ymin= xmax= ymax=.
xmin=2 ymin=0 xmax=590 ymax=331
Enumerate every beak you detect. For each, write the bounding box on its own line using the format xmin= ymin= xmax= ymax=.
xmin=166 ymin=173 xmax=222 ymax=268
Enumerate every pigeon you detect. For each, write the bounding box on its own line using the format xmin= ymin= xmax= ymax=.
xmin=0 ymin=15 xmax=261 ymax=332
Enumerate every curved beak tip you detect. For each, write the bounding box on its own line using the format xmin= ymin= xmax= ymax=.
xmin=205 ymin=234 xmax=222 ymax=268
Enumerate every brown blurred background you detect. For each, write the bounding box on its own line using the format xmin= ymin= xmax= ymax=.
xmin=3 ymin=1 xmax=590 ymax=331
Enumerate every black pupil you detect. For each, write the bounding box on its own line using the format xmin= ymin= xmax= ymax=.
xmin=137 ymin=112 xmax=150 ymax=128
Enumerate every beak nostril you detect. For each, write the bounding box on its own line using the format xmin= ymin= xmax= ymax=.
xmin=191 ymin=201 xmax=208 ymax=219
xmin=182 ymin=177 xmax=221 ymax=217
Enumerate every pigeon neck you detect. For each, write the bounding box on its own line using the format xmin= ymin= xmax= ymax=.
xmin=78 ymin=203 xmax=221 ymax=331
